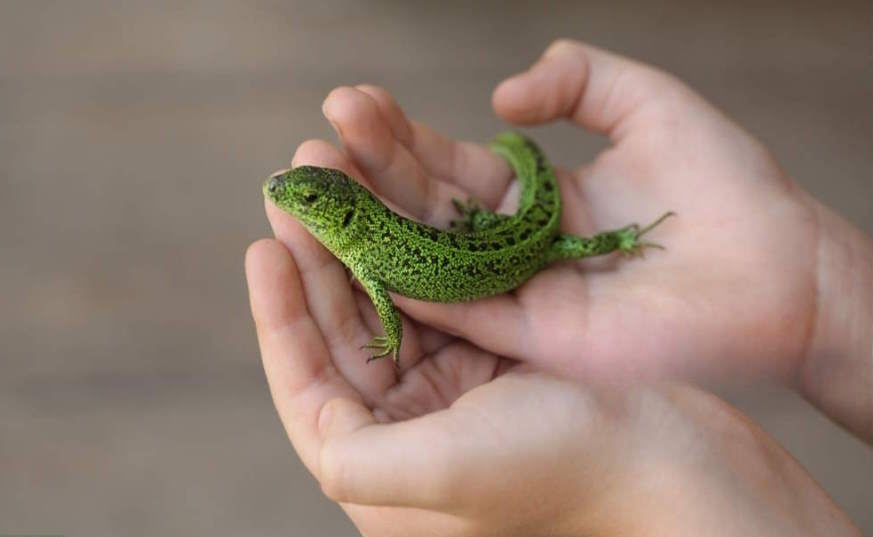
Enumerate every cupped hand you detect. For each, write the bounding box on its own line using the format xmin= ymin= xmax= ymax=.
xmin=305 ymin=39 xmax=824 ymax=386
xmin=245 ymin=37 xmax=869 ymax=533
xmin=244 ymin=244 xmax=859 ymax=535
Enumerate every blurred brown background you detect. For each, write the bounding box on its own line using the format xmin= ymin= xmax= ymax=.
xmin=1 ymin=1 xmax=870 ymax=535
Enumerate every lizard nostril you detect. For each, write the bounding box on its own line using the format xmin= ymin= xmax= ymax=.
xmin=267 ymin=176 xmax=282 ymax=193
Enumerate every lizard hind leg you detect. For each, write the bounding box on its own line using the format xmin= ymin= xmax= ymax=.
xmin=614 ymin=211 xmax=676 ymax=255
xmin=450 ymin=198 xmax=510 ymax=232
xmin=546 ymin=212 xmax=676 ymax=263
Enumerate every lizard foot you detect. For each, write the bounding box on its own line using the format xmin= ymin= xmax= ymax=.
xmin=450 ymin=197 xmax=508 ymax=233
xmin=616 ymin=211 xmax=676 ymax=256
xmin=361 ymin=335 xmax=401 ymax=368
xmin=449 ymin=198 xmax=478 ymax=232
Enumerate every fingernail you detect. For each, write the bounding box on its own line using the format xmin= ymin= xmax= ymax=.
xmin=323 ymin=110 xmax=343 ymax=139
xmin=318 ymin=399 xmax=339 ymax=438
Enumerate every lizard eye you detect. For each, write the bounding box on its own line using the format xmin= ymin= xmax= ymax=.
xmin=302 ymin=192 xmax=319 ymax=204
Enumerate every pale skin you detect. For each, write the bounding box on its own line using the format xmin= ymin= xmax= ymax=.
xmin=246 ymin=40 xmax=871 ymax=535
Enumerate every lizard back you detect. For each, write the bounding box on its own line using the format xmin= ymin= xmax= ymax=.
xmin=263 ymin=130 xmax=673 ymax=364
xmin=353 ymin=132 xmax=562 ymax=301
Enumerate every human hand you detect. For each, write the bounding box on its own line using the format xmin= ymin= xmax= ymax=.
xmin=243 ymin=247 xmax=860 ymax=535
xmin=310 ymin=40 xmax=871 ymax=439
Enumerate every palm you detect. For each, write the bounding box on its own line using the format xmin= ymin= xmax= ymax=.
xmin=502 ymin=125 xmax=817 ymax=381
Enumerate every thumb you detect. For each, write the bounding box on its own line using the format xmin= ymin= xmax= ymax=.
xmin=318 ymin=397 xmax=377 ymax=441
xmin=492 ymin=39 xmax=704 ymax=141
xmin=317 ymin=407 xmax=466 ymax=509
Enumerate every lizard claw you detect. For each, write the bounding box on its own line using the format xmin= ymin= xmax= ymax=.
xmin=617 ymin=212 xmax=675 ymax=255
xmin=362 ymin=335 xmax=400 ymax=368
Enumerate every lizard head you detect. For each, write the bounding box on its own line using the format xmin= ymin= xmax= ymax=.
xmin=263 ymin=165 xmax=365 ymax=250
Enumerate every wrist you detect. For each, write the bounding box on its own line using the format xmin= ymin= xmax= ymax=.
xmin=798 ymin=196 xmax=872 ymax=441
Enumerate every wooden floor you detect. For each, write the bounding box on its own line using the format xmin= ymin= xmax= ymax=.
xmin=1 ymin=1 xmax=870 ymax=535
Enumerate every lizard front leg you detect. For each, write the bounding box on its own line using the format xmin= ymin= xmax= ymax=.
xmin=357 ymin=272 xmax=403 ymax=367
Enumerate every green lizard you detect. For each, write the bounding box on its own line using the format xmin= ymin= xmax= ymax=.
xmin=263 ymin=132 xmax=673 ymax=365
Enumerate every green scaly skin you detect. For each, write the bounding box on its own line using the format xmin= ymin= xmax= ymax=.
xmin=263 ymin=132 xmax=673 ymax=366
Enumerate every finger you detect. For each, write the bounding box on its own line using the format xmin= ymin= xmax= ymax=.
xmin=269 ymin=140 xmax=400 ymax=397
xmin=355 ymin=84 xmax=513 ymax=208
xmin=392 ymin=291 xmax=531 ymax=363
xmin=323 ymin=86 xmax=513 ymax=226
xmin=342 ymin=504 xmax=466 ymax=537
xmin=323 ymin=86 xmax=466 ymax=226
xmin=352 ymin=84 xmax=414 ymax=145
xmin=318 ymin=396 xmax=377 ymax=442
xmin=245 ymin=239 xmax=362 ymax=475
xmin=318 ymin=409 xmax=467 ymax=508
xmin=493 ymin=39 xmax=704 ymax=141
xmin=374 ymin=341 xmax=505 ymax=422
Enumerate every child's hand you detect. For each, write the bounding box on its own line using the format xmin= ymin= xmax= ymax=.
xmin=305 ymin=40 xmax=870 ymax=440
xmin=243 ymin=245 xmax=860 ymax=535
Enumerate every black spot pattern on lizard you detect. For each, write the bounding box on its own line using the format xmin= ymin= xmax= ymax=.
xmin=267 ymin=133 xmax=560 ymax=302
xmin=367 ymin=134 xmax=560 ymax=301
xmin=264 ymin=131 xmax=671 ymax=365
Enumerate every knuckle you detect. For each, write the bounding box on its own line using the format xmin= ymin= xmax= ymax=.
xmin=638 ymin=66 xmax=685 ymax=94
